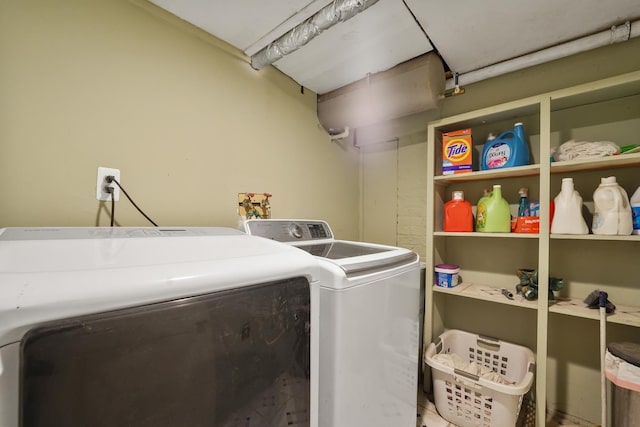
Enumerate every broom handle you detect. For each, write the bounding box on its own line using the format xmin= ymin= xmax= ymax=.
xmin=600 ymin=291 xmax=608 ymax=427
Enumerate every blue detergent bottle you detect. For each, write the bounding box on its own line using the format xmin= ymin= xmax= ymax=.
xmin=481 ymin=122 xmax=530 ymax=170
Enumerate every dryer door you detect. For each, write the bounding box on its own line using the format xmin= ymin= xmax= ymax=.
xmin=20 ymin=277 xmax=311 ymax=427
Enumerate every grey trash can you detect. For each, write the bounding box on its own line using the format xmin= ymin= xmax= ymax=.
xmin=605 ymin=342 xmax=640 ymax=427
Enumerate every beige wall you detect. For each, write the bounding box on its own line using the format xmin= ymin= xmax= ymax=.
xmin=0 ymin=0 xmax=360 ymax=238
xmin=360 ymin=142 xmax=398 ymax=246
xmin=358 ymin=36 xmax=640 ymax=257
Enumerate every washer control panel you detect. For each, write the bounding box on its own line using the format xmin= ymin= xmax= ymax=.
xmin=244 ymin=219 xmax=333 ymax=242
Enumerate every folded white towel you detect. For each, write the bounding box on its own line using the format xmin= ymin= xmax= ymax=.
xmin=553 ymin=139 xmax=620 ymax=161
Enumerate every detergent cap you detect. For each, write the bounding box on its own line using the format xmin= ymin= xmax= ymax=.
xmin=518 ymin=187 xmax=528 ymax=197
xmin=601 ymin=176 xmax=617 ymax=185
xmin=561 ymin=177 xmax=575 ymax=192
xmin=452 ymin=191 xmax=464 ymax=201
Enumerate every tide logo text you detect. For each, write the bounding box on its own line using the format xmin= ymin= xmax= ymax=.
xmin=444 ymin=139 xmax=471 ymax=161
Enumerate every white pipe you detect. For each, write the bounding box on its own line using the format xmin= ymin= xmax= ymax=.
xmin=446 ymin=20 xmax=638 ymax=90
xmin=329 ymin=126 xmax=350 ymax=140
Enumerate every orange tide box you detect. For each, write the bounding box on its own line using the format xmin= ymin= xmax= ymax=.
xmin=442 ymin=128 xmax=472 ymax=175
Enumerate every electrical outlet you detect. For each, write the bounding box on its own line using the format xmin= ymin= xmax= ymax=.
xmin=96 ymin=167 xmax=120 ymax=201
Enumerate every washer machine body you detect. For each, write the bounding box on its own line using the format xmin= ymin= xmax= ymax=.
xmin=244 ymin=219 xmax=421 ymax=427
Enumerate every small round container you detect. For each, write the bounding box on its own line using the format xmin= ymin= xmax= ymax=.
xmin=435 ymin=264 xmax=460 ymax=288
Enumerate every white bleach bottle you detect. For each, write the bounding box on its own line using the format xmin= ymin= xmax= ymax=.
xmin=551 ymin=177 xmax=589 ymax=234
xmin=592 ymin=176 xmax=633 ymax=235
xmin=631 ymin=186 xmax=640 ymax=235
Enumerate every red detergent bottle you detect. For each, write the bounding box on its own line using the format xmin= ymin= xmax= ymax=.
xmin=444 ymin=191 xmax=473 ymax=232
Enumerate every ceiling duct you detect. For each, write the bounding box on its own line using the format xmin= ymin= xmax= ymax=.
xmin=317 ymin=53 xmax=445 ymax=133
xmin=251 ymin=0 xmax=380 ymax=70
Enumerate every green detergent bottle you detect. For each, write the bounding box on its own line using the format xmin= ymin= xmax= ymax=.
xmin=474 ymin=188 xmax=491 ymax=231
xmin=476 ymin=184 xmax=511 ymax=232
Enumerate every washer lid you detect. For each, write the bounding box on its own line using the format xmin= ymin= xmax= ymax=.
xmin=296 ymin=240 xmax=418 ymax=276
xmin=295 ymin=241 xmax=391 ymax=259
xmin=243 ymin=219 xmax=418 ymax=276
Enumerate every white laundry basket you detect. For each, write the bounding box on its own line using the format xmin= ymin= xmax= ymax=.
xmin=425 ymin=329 xmax=535 ymax=427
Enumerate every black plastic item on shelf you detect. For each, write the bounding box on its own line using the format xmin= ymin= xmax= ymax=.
xmin=584 ymin=289 xmax=616 ymax=314
xmin=515 ymin=268 xmax=563 ymax=301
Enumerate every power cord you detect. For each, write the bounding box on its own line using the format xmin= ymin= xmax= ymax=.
xmin=105 ymin=176 xmax=158 ymax=227
xmin=104 ymin=185 xmax=115 ymax=227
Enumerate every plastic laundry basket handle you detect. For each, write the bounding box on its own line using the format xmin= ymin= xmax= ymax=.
xmin=435 ymin=338 xmax=444 ymax=353
xmin=454 ymin=368 xmax=480 ymax=382
xmin=453 ymin=369 xmax=483 ymax=391
xmin=477 ymin=334 xmax=501 ymax=352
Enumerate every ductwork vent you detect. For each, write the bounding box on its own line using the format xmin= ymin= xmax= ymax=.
xmin=317 ymin=53 xmax=445 ymax=133
xmin=251 ymin=0 xmax=381 ymax=70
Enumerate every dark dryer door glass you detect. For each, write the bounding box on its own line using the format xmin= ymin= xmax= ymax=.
xmin=21 ymin=277 xmax=311 ymax=427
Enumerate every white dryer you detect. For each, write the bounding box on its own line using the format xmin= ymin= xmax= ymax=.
xmin=0 ymin=227 xmax=326 ymax=427
xmin=244 ymin=219 xmax=420 ymax=427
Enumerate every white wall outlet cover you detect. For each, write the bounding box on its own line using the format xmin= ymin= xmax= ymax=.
xmin=96 ymin=167 xmax=120 ymax=201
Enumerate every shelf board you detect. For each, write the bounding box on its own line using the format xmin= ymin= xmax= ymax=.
xmin=433 ymin=285 xmax=640 ymax=327
xmin=434 ymin=164 xmax=540 ymax=183
xmin=433 ymin=283 xmax=538 ymax=310
xmin=550 ymin=152 xmax=640 ymax=174
xmin=429 ymin=96 xmax=541 ymax=132
xmin=549 ymin=298 xmax=640 ymax=328
xmin=550 ymin=71 xmax=640 ymax=110
xmin=550 ymin=234 xmax=640 ymax=242
xmin=434 ymin=231 xmax=539 ymax=239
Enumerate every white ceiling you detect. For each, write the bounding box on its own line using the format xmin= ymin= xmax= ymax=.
xmin=273 ymin=0 xmax=433 ymax=94
xmin=149 ymin=0 xmax=640 ymax=94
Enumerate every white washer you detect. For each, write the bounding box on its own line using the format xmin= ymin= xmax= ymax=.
xmin=244 ymin=219 xmax=420 ymax=427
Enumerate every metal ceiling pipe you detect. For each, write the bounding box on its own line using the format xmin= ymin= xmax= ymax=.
xmin=251 ymin=0 xmax=380 ymax=70
xmin=447 ymin=20 xmax=639 ymax=90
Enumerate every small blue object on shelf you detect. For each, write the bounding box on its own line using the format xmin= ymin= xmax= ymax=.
xmin=435 ymin=264 xmax=460 ymax=288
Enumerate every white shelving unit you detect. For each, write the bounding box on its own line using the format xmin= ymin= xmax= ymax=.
xmin=425 ymin=71 xmax=640 ymax=426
